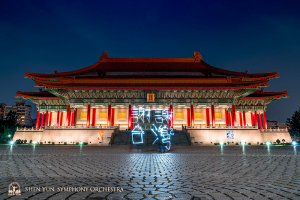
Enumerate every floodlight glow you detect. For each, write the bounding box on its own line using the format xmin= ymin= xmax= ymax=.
xmin=266 ymin=141 xmax=271 ymax=145
xmin=292 ymin=141 xmax=297 ymax=145
xmin=32 ymin=141 xmax=37 ymax=144
xmin=79 ymin=141 xmax=83 ymax=145
xmin=8 ymin=134 xmax=11 ymax=137
xmin=9 ymin=141 xmax=14 ymax=145
xmin=241 ymin=142 xmax=246 ymax=145
xmin=220 ymin=142 xmax=224 ymax=145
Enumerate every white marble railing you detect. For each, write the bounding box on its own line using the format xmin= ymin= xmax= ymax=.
xmin=16 ymin=127 xmax=42 ymax=131
xmin=16 ymin=125 xmax=119 ymax=131
xmin=45 ymin=125 xmax=119 ymax=129
xmin=185 ymin=125 xmax=258 ymax=129
xmin=260 ymin=128 xmax=288 ymax=132
xmin=184 ymin=125 xmax=288 ymax=132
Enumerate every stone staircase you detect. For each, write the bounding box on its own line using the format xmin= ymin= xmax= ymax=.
xmin=111 ymin=129 xmax=190 ymax=146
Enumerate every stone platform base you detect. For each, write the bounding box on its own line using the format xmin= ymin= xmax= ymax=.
xmin=13 ymin=129 xmax=115 ymax=145
xmin=188 ymin=129 xmax=292 ymax=144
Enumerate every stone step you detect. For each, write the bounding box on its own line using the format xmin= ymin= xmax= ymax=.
xmin=112 ymin=130 xmax=191 ymax=146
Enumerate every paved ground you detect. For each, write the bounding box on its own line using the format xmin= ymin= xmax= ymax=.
xmin=0 ymin=145 xmax=300 ymax=200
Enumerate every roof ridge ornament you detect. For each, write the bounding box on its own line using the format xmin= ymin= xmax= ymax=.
xmin=193 ymin=52 xmax=203 ymax=62
xmin=100 ymin=52 xmax=109 ymax=62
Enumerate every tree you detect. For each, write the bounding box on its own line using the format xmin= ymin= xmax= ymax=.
xmin=287 ymin=107 xmax=300 ymax=136
xmin=0 ymin=111 xmax=20 ymax=143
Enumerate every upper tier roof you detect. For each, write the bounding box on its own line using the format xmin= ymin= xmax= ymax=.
xmin=242 ymin=89 xmax=289 ymax=99
xmin=25 ymin=52 xmax=279 ymax=80
xmin=16 ymin=90 xmax=60 ymax=99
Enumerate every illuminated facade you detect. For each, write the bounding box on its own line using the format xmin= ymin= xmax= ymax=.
xmin=14 ymin=52 xmax=291 ymax=145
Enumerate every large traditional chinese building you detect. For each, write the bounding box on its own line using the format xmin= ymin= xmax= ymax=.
xmin=13 ymin=52 xmax=291 ymax=145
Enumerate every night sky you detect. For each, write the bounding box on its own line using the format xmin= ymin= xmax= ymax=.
xmin=0 ymin=0 xmax=299 ymax=122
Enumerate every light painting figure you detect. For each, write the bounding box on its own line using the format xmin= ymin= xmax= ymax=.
xmin=131 ymin=107 xmax=175 ymax=151
xmin=151 ymin=124 xmax=174 ymax=152
xmin=131 ymin=124 xmax=144 ymax=144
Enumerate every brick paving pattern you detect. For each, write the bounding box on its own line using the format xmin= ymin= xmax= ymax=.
xmin=0 ymin=145 xmax=299 ymax=199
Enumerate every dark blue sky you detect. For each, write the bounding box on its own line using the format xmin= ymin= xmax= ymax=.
xmin=0 ymin=0 xmax=299 ymax=122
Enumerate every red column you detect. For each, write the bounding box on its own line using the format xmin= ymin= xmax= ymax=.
xmin=254 ymin=111 xmax=258 ymax=127
xmin=225 ymin=108 xmax=228 ymax=126
xmin=111 ymin=108 xmax=115 ymax=127
xmin=239 ymin=112 xmax=242 ymax=127
xmin=250 ymin=112 xmax=253 ymax=126
xmin=92 ymin=108 xmax=96 ymax=127
xmin=231 ymin=105 xmax=236 ymax=126
xmin=56 ymin=111 xmax=60 ymax=127
xmin=60 ymin=112 xmax=63 ymax=126
xmin=211 ymin=105 xmax=215 ymax=126
xmin=228 ymin=112 xmax=231 ymax=126
xmin=170 ymin=105 xmax=173 ymax=128
xmin=263 ymin=111 xmax=267 ymax=130
xmin=36 ymin=111 xmax=40 ymax=129
xmin=40 ymin=112 xmax=44 ymax=129
xmin=87 ymin=105 xmax=91 ymax=127
xmin=191 ymin=105 xmax=194 ymax=127
xmin=67 ymin=105 xmax=71 ymax=127
xmin=206 ymin=108 xmax=210 ymax=126
xmin=187 ymin=108 xmax=191 ymax=127
xmin=168 ymin=108 xmax=171 ymax=130
xmin=49 ymin=112 xmax=52 ymax=126
xmin=107 ymin=105 xmax=111 ymax=127
xmin=128 ymin=105 xmax=132 ymax=129
xmin=243 ymin=111 xmax=246 ymax=126
xmin=45 ymin=111 xmax=48 ymax=127
xmin=259 ymin=112 xmax=263 ymax=130
xmin=130 ymin=107 xmax=133 ymax=129
xmin=74 ymin=108 xmax=77 ymax=127
xmin=71 ymin=112 xmax=74 ymax=127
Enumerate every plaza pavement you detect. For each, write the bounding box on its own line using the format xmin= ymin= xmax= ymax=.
xmin=0 ymin=144 xmax=300 ymax=200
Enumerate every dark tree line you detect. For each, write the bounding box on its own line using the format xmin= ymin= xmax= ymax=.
xmin=287 ymin=107 xmax=300 ymax=136
xmin=0 ymin=111 xmax=20 ymax=143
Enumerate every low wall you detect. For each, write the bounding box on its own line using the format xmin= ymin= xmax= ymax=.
xmin=188 ymin=129 xmax=292 ymax=144
xmin=13 ymin=129 xmax=115 ymax=145
xmin=13 ymin=131 xmax=43 ymax=142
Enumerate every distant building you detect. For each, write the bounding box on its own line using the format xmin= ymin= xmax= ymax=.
xmin=1 ymin=100 xmax=32 ymax=126
xmin=267 ymin=120 xmax=288 ymax=129
xmin=0 ymin=103 xmax=6 ymax=120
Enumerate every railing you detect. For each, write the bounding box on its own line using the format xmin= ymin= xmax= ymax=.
xmin=260 ymin=128 xmax=288 ymax=132
xmin=184 ymin=125 xmax=288 ymax=132
xmin=185 ymin=125 xmax=259 ymax=129
xmin=45 ymin=125 xmax=119 ymax=129
xmin=182 ymin=125 xmax=192 ymax=145
xmin=16 ymin=127 xmax=43 ymax=131
xmin=17 ymin=125 xmax=120 ymax=131
xmin=110 ymin=126 xmax=120 ymax=145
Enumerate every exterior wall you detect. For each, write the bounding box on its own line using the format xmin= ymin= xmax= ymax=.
xmin=194 ymin=108 xmax=205 ymax=125
xmin=114 ymin=108 xmax=128 ymax=126
xmin=95 ymin=108 xmax=109 ymax=125
xmin=13 ymin=130 xmax=43 ymax=142
xmin=188 ymin=129 xmax=292 ymax=144
xmin=173 ymin=108 xmax=188 ymax=126
xmin=13 ymin=129 xmax=114 ymax=145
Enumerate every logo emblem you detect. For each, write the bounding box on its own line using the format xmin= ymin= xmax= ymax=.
xmin=147 ymin=94 xmax=155 ymax=102
xmin=8 ymin=182 xmax=21 ymax=196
